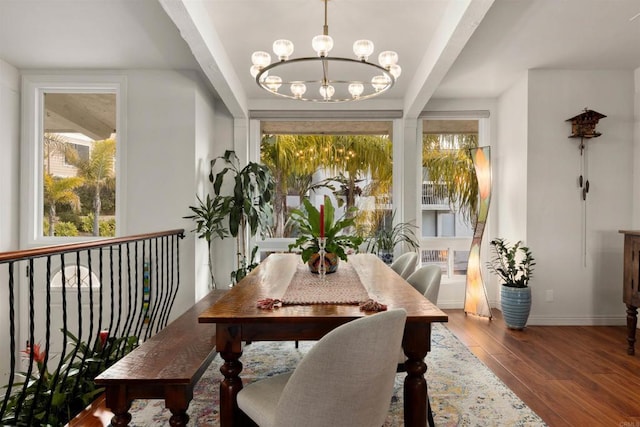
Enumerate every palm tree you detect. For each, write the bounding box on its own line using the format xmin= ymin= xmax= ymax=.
xmin=68 ymin=139 xmax=116 ymax=236
xmin=43 ymin=133 xmax=74 ymax=174
xmin=261 ymin=134 xmax=393 ymax=235
xmin=261 ymin=135 xmax=322 ymax=237
xmin=43 ymin=173 xmax=83 ymax=236
xmin=325 ymin=135 xmax=392 ymax=212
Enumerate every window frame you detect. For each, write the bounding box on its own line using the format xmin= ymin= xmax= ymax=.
xmin=247 ymin=116 xmax=403 ymax=258
xmin=21 ymin=74 xmax=127 ymax=247
xmin=418 ymin=113 xmax=491 ymax=285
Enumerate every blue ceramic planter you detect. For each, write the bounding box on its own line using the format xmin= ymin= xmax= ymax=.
xmin=500 ymin=285 xmax=531 ymax=330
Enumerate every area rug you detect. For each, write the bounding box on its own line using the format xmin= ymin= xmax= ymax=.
xmin=127 ymin=323 xmax=546 ymax=426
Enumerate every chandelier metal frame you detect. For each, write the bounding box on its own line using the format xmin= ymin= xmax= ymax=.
xmin=250 ymin=0 xmax=400 ymax=103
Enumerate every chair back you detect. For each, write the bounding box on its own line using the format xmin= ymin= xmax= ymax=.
xmin=274 ymin=309 xmax=407 ymax=427
xmin=390 ymin=252 xmax=418 ymax=279
xmin=406 ymin=265 xmax=442 ymax=304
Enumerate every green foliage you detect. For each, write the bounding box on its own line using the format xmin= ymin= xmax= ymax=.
xmin=79 ymin=214 xmax=116 ymax=237
xmin=184 ymin=194 xmax=229 ymax=287
xmin=53 ymin=221 xmax=79 ymax=237
xmin=422 ymin=134 xmax=478 ymax=225
xmin=230 ymin=246 xmax=260 ymax=284
xmin=365 ymin=210 xmax=419 ymax=254
xmin=486 ymin=238 xmax=536 ymax=288
xmin=76 ymin=180 xmax=116 ymax=216
xmin=99 ymin=219 xmax=116 ymax=237
xmin=210 ymin=150 xmax=275 ymax=238
xmin=2 ymin=331 xmax=137 ymax=426
xmin=184 ymin=194 xmax=229 ymax=243
xmin=288 ymin=196 xmax=362 ymax=263
xmin=209 ymin=150 xmax=275 ymax=282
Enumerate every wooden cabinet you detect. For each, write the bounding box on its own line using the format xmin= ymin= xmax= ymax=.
xmin=619 ymin=230 xmax=640 ymax=355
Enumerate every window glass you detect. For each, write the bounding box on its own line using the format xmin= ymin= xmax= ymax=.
xmin=421 ymin=119 xmax=479 ymax=278
xmin=42 ymin=93 xmax=117 ymax=238
xmin=257 ymin=121 xmax=393 ymax=255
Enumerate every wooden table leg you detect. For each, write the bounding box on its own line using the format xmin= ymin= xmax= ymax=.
xmin=402 ymin=323 xmax=431 ymax=427
xmin=219 ymin=350 xmax=243 ymax=427
xmin=103 ymin=385 xmax=132 ymax=427
xmin=217 ymin=325 xmax=244 ymax=427
xmin=627 ymin=304 xmax=638 ymax=355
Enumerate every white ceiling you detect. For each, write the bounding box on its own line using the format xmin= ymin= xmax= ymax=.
xmin=1 ymin=0 xmax=639 ymax=116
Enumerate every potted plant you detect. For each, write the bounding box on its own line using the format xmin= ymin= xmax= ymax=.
xmin=210 ymin=150 xmax=275 ymax=283
xmin=184 ymin=194 xmax=228 ymax=289
xmin=486 ymin=238 xmax=536 ymax=330
xmin=185 ymin=150 xmax=275 ymax=286
xmin=288 ymin=196 xmax=362 ymax=273
xmin=365 ymin=210 xmax=419 ymax=264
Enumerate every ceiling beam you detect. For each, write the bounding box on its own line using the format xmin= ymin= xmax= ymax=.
xmin=404 ymin=0 xmax=495 ymax=119
xmin=159 ymin=0 xmax=248 ymax=119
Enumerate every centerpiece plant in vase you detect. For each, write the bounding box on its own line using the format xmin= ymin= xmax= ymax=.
xmin=288 ymin=196 xmax=362 ymax=273
xmin=486 ymin=238 xmax=536 ymax=330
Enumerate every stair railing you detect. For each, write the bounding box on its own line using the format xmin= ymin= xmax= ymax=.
xmin=0 ymin=229 xmax=184 ymax=426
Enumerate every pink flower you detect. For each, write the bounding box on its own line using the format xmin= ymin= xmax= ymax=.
xmin=22 ymin=343 xmax=46 ymax=364
xmin=99 ymin=330 xmax=109 ymax=349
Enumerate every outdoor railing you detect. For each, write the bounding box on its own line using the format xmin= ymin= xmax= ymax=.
xmin=0 ymin=229 xmax=184 ymax=426
xmin=422 ymin=181 xmax=449 ymax=206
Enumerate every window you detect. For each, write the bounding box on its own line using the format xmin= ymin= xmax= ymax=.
xmin=420 ymin=118 xmax=482 ymax=280
xmin=21 ymin=75 xmax=126 ymax=245
xmin=254 ymin=120 xmax=394 ymax=257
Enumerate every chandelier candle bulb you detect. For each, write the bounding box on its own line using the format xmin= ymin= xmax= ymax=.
xmin=273 ymin=39 xmax=294 ymax=60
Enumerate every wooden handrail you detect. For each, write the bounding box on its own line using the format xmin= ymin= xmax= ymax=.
xmin=0 ymin=229 xmax=185 ymax=263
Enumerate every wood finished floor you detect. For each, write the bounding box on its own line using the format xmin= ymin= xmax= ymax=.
xmin=443 ymin=309 xmax=640 ymax=427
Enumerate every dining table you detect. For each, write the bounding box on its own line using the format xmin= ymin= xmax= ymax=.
xmin=198 ymin=252 xmax=448 ymax=427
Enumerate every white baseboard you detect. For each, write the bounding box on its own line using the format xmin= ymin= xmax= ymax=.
xmin=435 ymin=299 xmax=633 ymax=327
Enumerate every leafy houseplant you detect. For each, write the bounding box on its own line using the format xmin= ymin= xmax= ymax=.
xmin=365 ymin=211 xmax=419 ymax=264
xmin=486 ymin=238 xmax=535 ymax=288
xmin=209 ymin=150 xmax=275 ymax=283
xmin=486 ymin=238 xmax=536 ymax=330
xmin=2 ymin=330 xmax=137 ymax=426
xmin=288 ymin=196 xmax=362 ymax=268
xmin=184 ymin=194 xmax=228 ymax=289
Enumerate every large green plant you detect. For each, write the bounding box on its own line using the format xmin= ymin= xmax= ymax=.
xmin=210 ymin=150 xmax=275 ymax=282
xmin=288 ymin=196 xmax=362 ymax=263
xmin=486 ymin=238 xmax=535 ymax=288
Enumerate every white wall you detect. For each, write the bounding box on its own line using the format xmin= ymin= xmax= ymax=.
xmin=126 ymin=69 xmax=225 ymax=317
xmin=0 ymin=59 xmax=20 ymax=252
xmin=496 ymin=75 xmax=528 ymax=245
xmin=526 ymin=69 xmax=634 ymax=325
xmin=0 ymin=58 xmax=20 ymax=388
xmin=191 ymin=80 xmax=235 ymax=298
xmin=210 ymin=106 xmax=236 ymax=288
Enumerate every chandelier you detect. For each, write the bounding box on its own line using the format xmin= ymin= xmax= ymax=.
xmin=249 ymin=0 xmax=401 ymax=103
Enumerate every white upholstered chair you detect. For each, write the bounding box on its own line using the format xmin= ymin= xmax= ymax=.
xmin=237 ymin=309 xmax=407 ymax=427
xmin=406 ymin=264 xmax=442 ymax=305
xmin=390 ymin=251 xmax=418 ymax=279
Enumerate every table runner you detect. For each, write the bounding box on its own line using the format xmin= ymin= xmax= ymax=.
xmin=281 ymin=262 xmax=370 ymax=305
